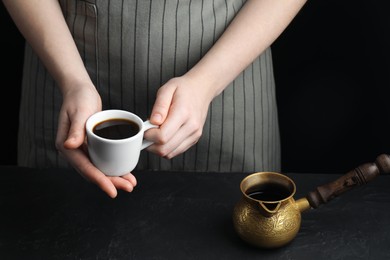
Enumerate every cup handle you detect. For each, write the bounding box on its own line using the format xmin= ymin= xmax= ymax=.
xmin=141 ymin=120 xmax=159 ymax=150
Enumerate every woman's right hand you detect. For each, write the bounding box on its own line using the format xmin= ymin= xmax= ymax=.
xmin=55 ymin=82 xmax=137 ymax=198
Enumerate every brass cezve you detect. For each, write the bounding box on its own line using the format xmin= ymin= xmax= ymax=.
xmin=232 ymin=154 xmax=390 ymax=249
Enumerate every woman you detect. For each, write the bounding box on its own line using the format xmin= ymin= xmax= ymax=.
xmin=2 ymin=0 xmax=307 ymax=197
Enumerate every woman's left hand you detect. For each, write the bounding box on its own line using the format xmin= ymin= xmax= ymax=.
xmin=144 ymin=75 xmax=214 ymax=159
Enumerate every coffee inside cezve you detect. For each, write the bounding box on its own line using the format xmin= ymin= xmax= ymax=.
xmin=247 ymin=183 xmax=291 ymax=201
xmin=93 ymin=119 xmax=140 ymax=140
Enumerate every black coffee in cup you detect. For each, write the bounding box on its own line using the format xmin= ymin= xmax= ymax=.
xmin=93 ymin=118 xmax=140 ymax=140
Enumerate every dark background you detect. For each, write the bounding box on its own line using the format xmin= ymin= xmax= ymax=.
xmin=1 ymin=0 xmax=389 ymax=173
xmin=272 ymin=0 xmax=390 ymax=172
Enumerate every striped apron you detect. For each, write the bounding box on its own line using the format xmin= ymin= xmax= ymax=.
xmin=18 ymin=0 xmax=281 ymax=173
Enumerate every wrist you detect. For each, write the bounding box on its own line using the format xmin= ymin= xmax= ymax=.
xmin=181 ymin=72 xmax=221 ymax=105
xmin=58 ymin=73 xmax=96 ymax=96
xmin=185 ymin=65 xmax=227 ymax=102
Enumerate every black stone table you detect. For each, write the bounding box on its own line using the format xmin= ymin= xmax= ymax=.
xmin=1 ymin=166 xmax=389 ymax=259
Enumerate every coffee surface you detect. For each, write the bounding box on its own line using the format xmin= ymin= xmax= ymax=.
xmin=93 ymin=119 xmax=140 ymax=140
xmin=247 ymin=183 xmax=291 ymax=201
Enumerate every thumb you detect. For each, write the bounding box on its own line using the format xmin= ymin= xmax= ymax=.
xmin=64 ymin=116 xmax=86 ymax=149
xmin=150 ymin=84 xmax=176 ymax=125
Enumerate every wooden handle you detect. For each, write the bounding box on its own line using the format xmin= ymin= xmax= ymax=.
xmin=306 ymin=154 xmax=390 ymax=209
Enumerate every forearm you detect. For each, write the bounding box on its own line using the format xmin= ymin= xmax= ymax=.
xmin=186 ymin=0 xmax=307 ymax=98
xmin=2 ymin=0 xmax=93 ymax=94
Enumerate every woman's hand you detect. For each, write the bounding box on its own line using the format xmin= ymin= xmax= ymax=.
xmin=145 ymin=75 xmax=214 ymax=159
xmin=55 ymin=82 xmax=137 ymax=198
xmin=2 ymin=0 xmax=138 ymax=198
xmin=145 ymin=0 xmax=308 ymax=159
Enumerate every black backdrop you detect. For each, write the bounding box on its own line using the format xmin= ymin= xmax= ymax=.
xmin=272 ymin=0 xmax=390 ymax=172
xmin=1 ymin=0 xmax=389 ymax=173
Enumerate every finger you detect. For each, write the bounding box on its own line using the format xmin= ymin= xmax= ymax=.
xmin=165 ymin=132 xmax=200 ymax=159
xmin=56 ymin=110 xmax=71 ymax=146
xmin=63 ymin=114 xmax=87 ymax=149
xmin=144 ymin=117 xmax=183 ymax=148
xmin=60 ymin=147 xmax=118 ymax=198
xmin=147 ymin=121 xmax=200 ymax=157
xmin=150 ymin=84 xmax=176 ymax=125
xmin=144 ymin=104 xmax=187 ymax=146
xmin=155 ymin=101 xmax=190 ymax=143
xmin=121 ymin=173 xmax=138 ymax=187
xmin=108 ymin=176 xmax=136 ymax=192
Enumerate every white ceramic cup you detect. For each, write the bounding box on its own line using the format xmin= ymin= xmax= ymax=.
xmin=86 ymin=109 xmax=157 ymax=176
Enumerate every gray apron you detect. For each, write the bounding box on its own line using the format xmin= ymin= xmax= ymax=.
xmin=18 ymin=0 xmax=281 ymax=173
